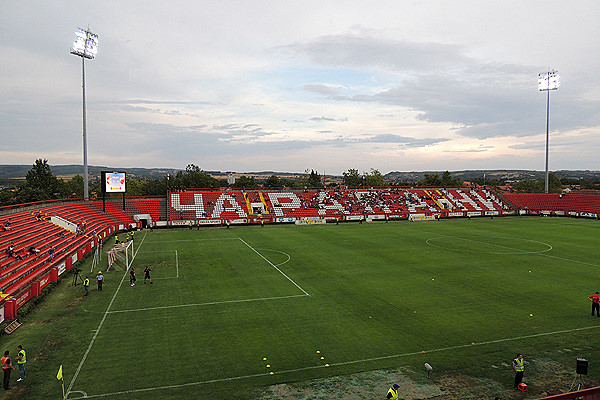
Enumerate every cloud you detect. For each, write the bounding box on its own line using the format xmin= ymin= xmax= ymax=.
xmin=360 ymin=134 xmax=449 ymax=148
xmin=278 ymin=34 xmax=600 ymax=140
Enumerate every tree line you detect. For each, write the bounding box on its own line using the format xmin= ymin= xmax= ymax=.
xmin=1 ymin=159 xmax=583 ymax=207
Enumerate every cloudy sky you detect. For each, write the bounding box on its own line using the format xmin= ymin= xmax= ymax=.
xmin=1 ymin=1 xmax=599 ymax=175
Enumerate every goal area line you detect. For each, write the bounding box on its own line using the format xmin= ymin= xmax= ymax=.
xmin=67 ymin=233 xmax=307 ymax=399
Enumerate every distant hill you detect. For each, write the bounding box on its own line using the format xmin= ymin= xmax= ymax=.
xmin=384 ymin=169 xmax=600 ymax=183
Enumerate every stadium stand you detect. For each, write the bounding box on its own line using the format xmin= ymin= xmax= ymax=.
xmin=3 ymin=189 xmax=599 ymax=323
xmin=169 ymin=188 xmax=512 ymax=222
xmin=505 ymin=193 xmax=600 ymax=215
xmin=0 ymin=198 xmax=163 ymax=321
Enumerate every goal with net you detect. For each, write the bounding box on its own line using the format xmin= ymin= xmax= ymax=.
xmin=107 ymin=240 xmax=134 ymax=271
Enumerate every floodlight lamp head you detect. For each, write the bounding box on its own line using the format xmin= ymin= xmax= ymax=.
xmin=70 ymin=27 xmax=98 ymax=59
xmin=538 ymin=70 xmax=560 ymax=91
xmin=425 ymin=363 xmax=433 ymax=372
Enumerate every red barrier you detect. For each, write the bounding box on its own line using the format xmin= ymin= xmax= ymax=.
xmin=50 ymin=267 xmax=59 ymax=282
xmin=31 ymin=281 xmax=40 ymax=297
xmin=77 ymin=248 xmax=84 ymax=260
xmin=38 ymin=271 xmax=52 ymax=291
xmin=541 ymin=386 xmax=600 ymax=399
xmin=66 ymin=256 xmax=73 ymax=270
xmin=4 ymin=300 xmax=15 ymax=320
xmin=14 ymin=289 xmax=31 ymax=310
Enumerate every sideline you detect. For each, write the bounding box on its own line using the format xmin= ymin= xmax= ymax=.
xmin=67 ymin=322 xmax=600 ymax=399
xmin=65 ymin=232 xmax=149 ymax=399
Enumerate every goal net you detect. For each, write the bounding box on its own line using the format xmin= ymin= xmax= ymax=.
xmin=107 ymin=240 xmax=134 ymax=271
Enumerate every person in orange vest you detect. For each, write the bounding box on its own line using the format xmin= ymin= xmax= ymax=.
xmin=1 ymin=350 xmax=14 ymax=390
xmin=589 ymin=291 xmax=600 ymax=316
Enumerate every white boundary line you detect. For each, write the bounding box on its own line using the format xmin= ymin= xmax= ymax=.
xmin=67 ymin=322 xmax=600 ymax=399
xmin=238 ymin=237 xmax=309 ymax=296
xmin=106 ymin=294 xmax=307 ymax=314
xmin=144 ymin=238 xmax=240 ymax=243
xmin=66 ymin=231 xmax=149 ymax=399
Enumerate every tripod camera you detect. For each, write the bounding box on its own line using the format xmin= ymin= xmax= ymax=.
xmin=570 ymin=357 xmax=588 ymax=392
xmin=72 ymin=267 xmax=84 ymax=286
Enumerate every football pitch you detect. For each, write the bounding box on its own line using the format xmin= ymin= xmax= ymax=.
xmin=21 ymin=217 xmax=600 ymax=399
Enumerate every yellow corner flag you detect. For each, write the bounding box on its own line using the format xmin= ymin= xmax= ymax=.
xmin=57 ymin=365 xmax=65 ymax=399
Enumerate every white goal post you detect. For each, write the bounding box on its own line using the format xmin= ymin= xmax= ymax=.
xmin=107 ymin=240 xmax=134 ymax=271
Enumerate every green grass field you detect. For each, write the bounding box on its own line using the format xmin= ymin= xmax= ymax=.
xmin=4 ymin=217 xmax=600 ymax=399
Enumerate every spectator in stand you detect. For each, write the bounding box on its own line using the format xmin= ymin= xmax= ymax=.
xmin=12 ymin=249 xmax=23 ymax=261
xmin=28 ymin=246 xmax=40 ymax=256
xmin=6 ymin=243 xmax=14 ymax=257
xmin=48 ymin=246 xmax=55 ymax=261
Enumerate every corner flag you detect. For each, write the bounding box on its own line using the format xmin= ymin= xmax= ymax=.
xmin=57 ymin=364 xmax=65 ymax=399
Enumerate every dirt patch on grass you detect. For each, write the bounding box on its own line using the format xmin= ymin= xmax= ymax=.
xmin=256 ymin=368 xmax=512 ymax=400
xmin=256 ymin=360 xmax=600 ymax=400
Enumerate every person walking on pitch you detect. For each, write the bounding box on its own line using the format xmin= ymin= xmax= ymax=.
xmin=589 ymin=291 xmax=600 ymax=316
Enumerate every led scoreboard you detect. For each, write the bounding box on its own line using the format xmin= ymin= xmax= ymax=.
xmin=102 ymin=172 xmax=127 ymax=193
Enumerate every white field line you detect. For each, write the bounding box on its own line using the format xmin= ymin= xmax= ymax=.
xmin=424 ymin=233 xmax=553 ymax=255
xmin=67 ymin=322 xmax=600 ymax=400
xmin=421 ymin=228 xmax=600 ymax=268
xmin=152 ymin=249 xmax=179 ymax=280
xmin=106 ymin=294 xmax=308 ymax=314
xmin=66 ymin=231 xmax=149 ymax=399
xmin=144 ymin=238 xmax=240 ymax=243
xmin=238 ymin=237 xmax=309 ymax=296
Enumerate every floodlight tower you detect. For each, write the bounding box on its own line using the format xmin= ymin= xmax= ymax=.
xmin=70 ymin=27 xmax=98 ymax=200
xmin=538 ymin=70 xmax=560 ymax=193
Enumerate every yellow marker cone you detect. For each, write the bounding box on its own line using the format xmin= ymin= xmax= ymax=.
xmin=263 ymin=357 xmax=267 ymax=361
xmin=269 ymin=371 xmax=274 ymax=375
xmin=266 ymin=364 xmax=270 ymax=368
xmin=316 ymin=350 xmax=320 ymax=354
xmin=325 ymin=364 xmax=329 ymax=367
xmin=320 ymin=356 xmax=324 ymax=360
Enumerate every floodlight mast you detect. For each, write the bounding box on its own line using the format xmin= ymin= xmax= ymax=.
xmin=538 ymin=70 xmax=560 ymax=193
xmin=70 ymin=27 xmax=98 ymax=201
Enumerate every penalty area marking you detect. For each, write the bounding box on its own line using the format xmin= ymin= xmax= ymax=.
xmin=66 ymin=322 xmax=600 ymax=399
xmin=238 ymin=237 xmax=309 ymax=296
xmin=106 ymin=293 xmax=308 ymax=314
